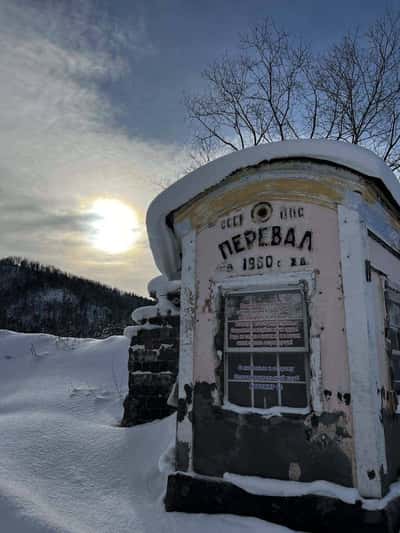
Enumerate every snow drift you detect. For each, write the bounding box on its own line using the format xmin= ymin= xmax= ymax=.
xmin=0 ymin=330 xmax=288 ymax=532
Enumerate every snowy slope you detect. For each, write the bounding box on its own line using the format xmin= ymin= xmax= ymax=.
xmin=0 ymin=330 xmax=291 ymax=533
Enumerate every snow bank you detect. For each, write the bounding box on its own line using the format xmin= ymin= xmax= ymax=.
xmin=0 ymin=330 xmax=287 ymax=533
xmin=147 ymin=139 xmax=400 ymax=277
xmin=223 ymin=473 xmax=400 ymax=511
xmin=224 ymin=473 xmax=360 ymax=505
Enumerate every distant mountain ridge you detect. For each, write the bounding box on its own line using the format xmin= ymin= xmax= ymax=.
xmin=0 ymin=257 xmax=151 ymax=338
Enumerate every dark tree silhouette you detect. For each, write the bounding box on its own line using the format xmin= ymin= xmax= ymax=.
xmin=0 ymin=257 xmax=151 ymax=338
xmin=185 ymin=12 xmax=400 ymax=171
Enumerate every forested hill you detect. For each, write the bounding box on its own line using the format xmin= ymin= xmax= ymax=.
xmin=0 ymin=257 xmax=151 ymax=338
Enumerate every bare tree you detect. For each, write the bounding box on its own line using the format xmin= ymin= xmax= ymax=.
xmin=315 ymin=13 xmax=400 ymax=169
xmin=185 ymin=19 xmax=311 ymax=153
xmin=185 ymin=13 xmax=400 ymax=171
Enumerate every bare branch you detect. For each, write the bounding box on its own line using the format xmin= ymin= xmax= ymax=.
xmin=184 ymin=12 xmax=400 ymax=172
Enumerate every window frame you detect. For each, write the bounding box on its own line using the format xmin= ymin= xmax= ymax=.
xmin=385 ymin=284 xmax=400 ymax=400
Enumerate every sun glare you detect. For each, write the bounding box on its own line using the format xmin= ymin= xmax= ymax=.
xmin=88 ymin=198 xmax=139 ymax=254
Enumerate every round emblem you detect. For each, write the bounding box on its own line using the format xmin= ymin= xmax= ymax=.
xmin=251 ymin=202 xmax=272 ymax=223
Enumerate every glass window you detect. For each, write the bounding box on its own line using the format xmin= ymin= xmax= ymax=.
xmin=224 ymin=288 xmax=309 ymax=409
xmin=387 ymin=290 xmax=400 ymax=395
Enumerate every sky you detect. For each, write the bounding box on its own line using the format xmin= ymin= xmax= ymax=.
xmin=0 ymin=0 xmax=397 ymax=296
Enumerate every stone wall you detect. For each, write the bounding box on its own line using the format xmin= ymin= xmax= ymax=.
xmin=121 ymin=276 xmax=180 ymax=426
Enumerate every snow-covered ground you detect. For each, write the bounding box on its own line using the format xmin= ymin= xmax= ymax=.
xmin=0 ymin=330 xmax=292 ymax=533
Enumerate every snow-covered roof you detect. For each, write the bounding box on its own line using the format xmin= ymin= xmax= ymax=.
xmin=147 ymin=140 xmax=400 ymax=278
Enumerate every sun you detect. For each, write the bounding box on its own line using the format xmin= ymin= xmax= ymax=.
xmin=88 ymin=198 xmax=139 ymax=254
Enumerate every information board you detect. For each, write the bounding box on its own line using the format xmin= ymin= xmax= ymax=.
xmin=224 ymin=289 xmax=308 ymax=409
xmin=225 ymin=290 xmax=306 ymax=351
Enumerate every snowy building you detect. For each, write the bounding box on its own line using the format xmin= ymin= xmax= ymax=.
xmin=136 ymin=140 xmax=400 ymax=530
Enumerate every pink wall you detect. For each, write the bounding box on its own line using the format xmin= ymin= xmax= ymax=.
xmin=194 ymin=200 xmax=351 ymax=414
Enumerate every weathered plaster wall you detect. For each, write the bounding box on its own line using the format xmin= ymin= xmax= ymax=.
xmin=170 ymin=159 xmax=400 ymax=497
xmin=195 ymin=201 xmax=350 ymax=407
xmin=192 ymin=382 xmax=353 ymax=485
xmin=175 ymin=164 xmax=356 ymax=487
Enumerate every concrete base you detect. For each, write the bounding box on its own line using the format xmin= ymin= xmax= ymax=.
xmin=165 ymin=473 xmax=400 ymax=533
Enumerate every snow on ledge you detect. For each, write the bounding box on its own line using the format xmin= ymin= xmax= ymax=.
xmin=126 ymin=276 xmax=180 ymax=330
xmin=123 ymin=324 xmax=159 ymax=339
xmin=131 ymin=301 xmax=179 ymax=323
xmin=147 ymin=139 xmax=400 ymax=277
xmin=147 ymin=275 xmax=180 ymax=298
xmin=221 ymin=401 xmax=310 ymax=418
xmin=223 ymin=473 xmax=400 ymax=511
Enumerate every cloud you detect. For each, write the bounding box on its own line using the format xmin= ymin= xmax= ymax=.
xmin=0 ymin=1 xmax=189 ymax=295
